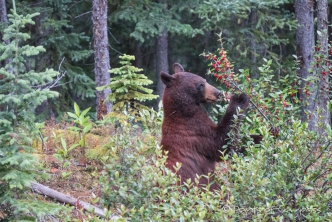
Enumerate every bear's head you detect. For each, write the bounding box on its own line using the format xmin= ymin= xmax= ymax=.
xmin=161 ymin=63 xmax=221 ymax=106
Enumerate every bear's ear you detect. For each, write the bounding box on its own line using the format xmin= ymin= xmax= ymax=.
xmin=161 ymin=71 xmax=175 ymax=87
xmin=173 ymin=63 xmax=184 ymax=73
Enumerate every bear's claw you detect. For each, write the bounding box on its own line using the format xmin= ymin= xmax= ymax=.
xmin=230 ymin=93 xmax=250 ymax=110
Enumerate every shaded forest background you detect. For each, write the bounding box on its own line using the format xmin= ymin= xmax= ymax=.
xmin=1 ymin=0 xmax=308 ymax=119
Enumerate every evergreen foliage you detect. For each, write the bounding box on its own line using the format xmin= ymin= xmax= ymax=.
xmin=15 ymin=0 xmax=95 ymax=116
xmin=110 ymin=0 xmax=203 ymax=42
xmin=196 ymin=0 xmax=297 ymax=78
xmin=0 ymin=9 xmax=66 ymax=220
xmin=99 ymin=54 xmax=158 ymax=119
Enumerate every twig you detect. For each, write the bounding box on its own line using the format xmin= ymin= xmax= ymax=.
xmin=75 ymin=11 xmax=92 ymax=19
xmin=108 ymin=29 xmax=120 ymax=44
xmin=303 ymin=141 xmax=330 ymax=173
xmin=46 ymin=71 xmax=67 ymax=89
xmin=109 ymin=44 xmax=123 ymax=55
xmin=46 ymin=57 xmax=67 ymax=89
xmin=229 ymin=81 xmax=277 ymax=131
xmin=58 ymin=57 xmax=65 ymax=71
xmin=216 ymin=33 xmax=277 ymax=132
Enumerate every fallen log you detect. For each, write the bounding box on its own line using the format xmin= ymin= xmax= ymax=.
xmin=30 ymin=182 xmax=120 ymax=220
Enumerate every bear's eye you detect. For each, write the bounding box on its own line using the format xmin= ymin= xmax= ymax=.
xmin=197 ymin=82 xmax=204 ymax=91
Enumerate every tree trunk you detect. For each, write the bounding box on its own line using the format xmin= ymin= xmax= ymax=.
xmin=294 ymin=0 xmax=315 ymax=130
xmin=92 ymin=0 xmax=112 ymax=120
xmin=249 ymin=8 xmax=258 ymax=80
xmin=34 ymin=0 xmax=55 ymax=118
xmin=34 ymin=0 xmax=52 ymax=72
xmin=156 ymin=28 xmax=169 ymax=105
xmin=134 ymin=42 xmax=143 ymax=69
xmin=0 ymin=0 xmax=13 ymax=74
xmin=316 ymin=0 xmax=330 ymax=132
xmin=0 ymin=0 xmax=8 ymax=34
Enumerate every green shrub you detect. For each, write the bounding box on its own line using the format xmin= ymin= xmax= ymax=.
xmin=93 ymin=48 xmax=332 ymax=221
xmin=97 ymin=115 xmax=234 ymax=221
xmin=204 ymin=45 xmax=332 ymax=221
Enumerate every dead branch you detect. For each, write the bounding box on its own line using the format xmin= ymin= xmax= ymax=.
xmin=30 ymin=182 xmax=120 ymax=220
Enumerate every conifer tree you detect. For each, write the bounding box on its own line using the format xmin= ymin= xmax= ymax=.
xmin=13 ymin=0 xmax=95 ymax=118
xmin=0 ymin=8 xmax=65 ymax=220
xmin=110 ymin=0 xmax=203 ymax=103
xmin=98 ymin=54 xmax=158 ymax=119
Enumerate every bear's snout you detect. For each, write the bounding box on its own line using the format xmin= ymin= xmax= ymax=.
xmin=205 ymin=83 xmax=221 ymax=102
xmin=214 ymin=90 xmax=222 ymax=99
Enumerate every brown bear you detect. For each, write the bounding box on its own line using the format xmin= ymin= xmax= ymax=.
xmin=160 ymin=63 xmax=250 ymax=191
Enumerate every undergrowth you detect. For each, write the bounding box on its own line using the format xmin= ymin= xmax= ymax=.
xmin=30 ymin=54 xmax=332 ymax=221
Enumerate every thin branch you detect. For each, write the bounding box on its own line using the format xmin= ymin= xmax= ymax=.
xmin=46 ymin=71 xmax=67 ymax=90
xmin=312 ymin=169 xmax=332 ymax=184
xmin=58 ymin=57 xmax=65 ymax=71
xmin=69 ymin=0 xmax=84 ymax=10
xmin=52 ymin=81 xmax=71 ymax=88
xmin=302 ymin=142 xmax=330 ymax=173
xmin=45 ymin=57 xmax=67 ymax=89
xmin=108 ymin=29 xmax=120 ymax=44
xmin=109 ymin=44 xmax=123 ymax=55
xmin=75 ymin=11 xmax=92 ymax=19
xmin=216 ymin=33 xmax=276 ymax=131
xmin=229 ymin=80 xmax=277 ymax=131
xmin=31 ymin=57 xmax=67 ymax=90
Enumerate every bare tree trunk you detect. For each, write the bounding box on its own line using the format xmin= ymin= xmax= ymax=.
xmin=249 ymin=9 xmax=258 ymax=80
xmin=156 ymin=28 xmax=169 ymax=105
xmin=0 ymin=0 xmax=8 ymax=35
xmin=0 ymin=0 xmax=13 ymax=74
xmin=34 ymin=0 xmax=52 ymax=72
xmin=316 ymin=0 xmax=330 ymax=132
xmin=134 ymin=42 xmax=143 ymax=69
xmin=34 ymin=0 xmax=55 ymax=118
xmin=294 ymin=0 xmax=315 ymax=129
xmin=92 ymin=0 xmax=112 ymax=120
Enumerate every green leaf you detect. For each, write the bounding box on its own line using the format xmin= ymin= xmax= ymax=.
xmin=63 ymin=161 xmax=71 ymax=168
xmin=67 ymin=112 xmax=78 ymax=119
xmin=81 ymin=107 xmax=91 ymax=118
xmin=79 ymin=139 xmax=84 ymax=147
xmin=53 ymin=154 xmax=63 ymax=162
xmin=68 ymin=144 xmax=79 ymax=152
xmin=60 ymin=137 xmax=67 ymax=150
xmin=83 ymin=124 xmax=92 ymax=134
xmin=74 ymin=102 xmax=80 ymax=117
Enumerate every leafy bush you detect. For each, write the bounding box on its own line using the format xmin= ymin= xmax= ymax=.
xmin=97 ymin=112 xmax=234 ymax=221
xmin=92 ymin=46 xmax=332 ymax=221
xmin=204 ymin=45 xmax=332 ymax=221
xmin=230 ymin=122 xmax=332 ymax=221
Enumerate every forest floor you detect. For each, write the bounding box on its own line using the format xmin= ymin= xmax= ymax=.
xmin=33 ymin=119 xmax=114 ymax=220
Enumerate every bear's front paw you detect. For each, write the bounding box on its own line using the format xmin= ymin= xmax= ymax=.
xmin=230 ymin=93 xmax=250 ymax=111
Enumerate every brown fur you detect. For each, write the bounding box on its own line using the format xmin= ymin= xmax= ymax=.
xmin=160 ymin=63 xmax=250 ymax=191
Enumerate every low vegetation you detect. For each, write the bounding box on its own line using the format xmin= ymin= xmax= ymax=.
xmin=1 ymin=8 xmax=332 ymax=222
